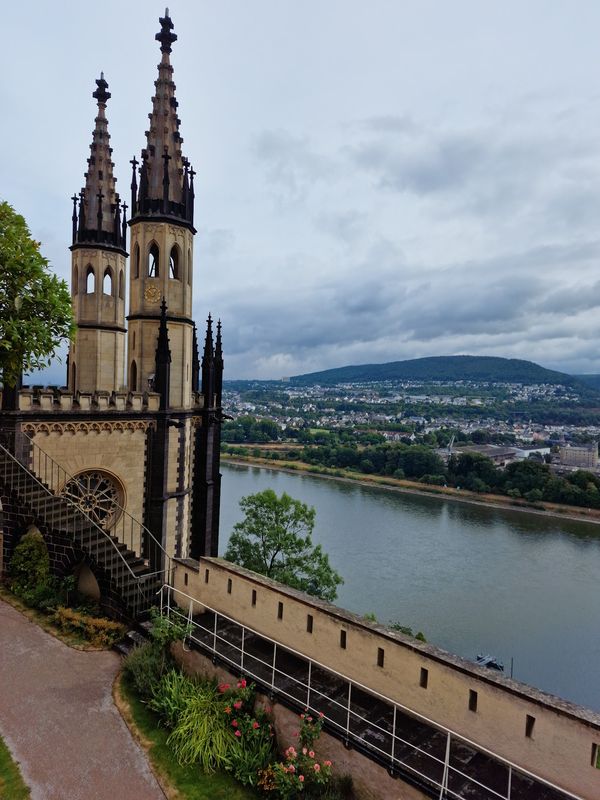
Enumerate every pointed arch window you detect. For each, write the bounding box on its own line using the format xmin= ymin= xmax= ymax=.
xmin=130 ymin=360 xmax=138 ymax=392
xmin=85 ymin=265 xmax=95 ymax=294
xmin=169 ymin=246 xmax=179 ymax=280
xmin=103 ymin=267 xmax=113 ymax=296
xmin=134 ymin=243 xmax=140 ymax=279
xmin=148 ymin=243 xmax=159 ymax=278
xmin=119 ymin=270 xmax=124 ymax=299
xmin=73 ymin=265 xmax=79 ymax=295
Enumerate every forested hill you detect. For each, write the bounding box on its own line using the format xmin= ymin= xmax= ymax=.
xmin=290 ymin=356 xmax=578 ymax=386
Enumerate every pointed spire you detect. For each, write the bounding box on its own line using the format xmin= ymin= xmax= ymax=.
xmin=72 ymin=74 xmax=123 ymax=250
xmin=201 ymin=314 xmax=215 ymax=407
xmin=214 ymin=319 xmax=224 ymax=406
xmin=155 ymin=298 xmax=172 ymax=410
xmin=192 ymin=323 xmax=200 ymax=393
xmin=132 ymin=11 xmax=191 ymax=224
xmin=202 ymin=314 xmax=214 ymax=365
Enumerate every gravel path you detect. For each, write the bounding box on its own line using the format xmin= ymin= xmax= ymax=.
xmin=0 ymin=599 xmax=165 ymax=800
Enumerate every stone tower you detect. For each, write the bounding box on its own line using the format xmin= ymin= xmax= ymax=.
xmin=68 ymin=74 xmax=127 ymax=394
xmin=127 ymin=9 xmax=196 ymax=409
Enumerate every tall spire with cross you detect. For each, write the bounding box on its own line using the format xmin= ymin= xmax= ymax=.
xmin=130 ymin=9 xmax=194 ymax=225
xmin=71 ymin=74 xmax=125 ymax=250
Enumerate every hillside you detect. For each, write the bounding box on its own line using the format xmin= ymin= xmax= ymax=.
xmin=290 ymin=356 xmax=578 ymax=386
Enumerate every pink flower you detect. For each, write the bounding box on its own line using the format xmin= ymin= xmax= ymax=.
xmin=288 ymin=764 xmax=296 ymax=773
xmin=232 ymin=720 xmax=238 ymax=728
xmin=265 ymin=706 xmax=272 ymax=714
xmin=235 ymin=730 xmax=241 ymax=737
xmin=240 ymin=678 xmax=247 ymax=688
xmin=302 ymin=748 xmax=307 ymax=755
xmin=252 ymin=721 xmax=260 ymax=729
xmin=324 ymin=760 xmax=332 ymax=767
xmin=319 ymin=711 xmax=324 ymax=718
xmin=233 ymin=701 xmax=242 ymax=710
xmin=299 ymin=775 xmax=304 ymax=782
xmin=309 ymin=751 xmax=315 ymax=758
xmin=300 ymin=713 xmax=305 ymax=719
xmin=307 ymin=716 xmax=313 ymax=722
xmin=314 ymin=764 xmax=321 ymax=772
xmin=218 ymin=683 xmax=230 ymax=693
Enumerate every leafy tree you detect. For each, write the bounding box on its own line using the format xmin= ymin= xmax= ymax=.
xmin=224 ymin=489 xmax=343 ymax=602
xmin=0 ymin=201 xmax=74 ymax=387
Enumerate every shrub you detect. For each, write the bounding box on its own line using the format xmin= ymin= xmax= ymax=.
xmin=123 ymin=641 xmax=173 ymax=698
xmin=167 ymin=682 xmax=232 ymax=771
xmin=52 ymin=606 xmax=126 ymax=647
xmin=9 ymin=529 xmax=50 ymax=595
xmin=148 ymin=669 xmax=199 ymax=729
xmin=269 ymin=713 xmax=334 ymax=798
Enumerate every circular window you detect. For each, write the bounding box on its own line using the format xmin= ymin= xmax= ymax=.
xmin=62 ymin=470 xmax=124 ymax=528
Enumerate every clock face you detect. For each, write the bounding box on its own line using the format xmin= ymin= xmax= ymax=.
xmin=144 ymin=284 xmax=161 ymax=304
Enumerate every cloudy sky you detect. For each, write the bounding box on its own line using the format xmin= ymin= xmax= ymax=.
xmin=4 ymin=1 xmax=600 ymax=380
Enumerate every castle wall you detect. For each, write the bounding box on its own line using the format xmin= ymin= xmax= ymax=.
xmin=172 ymin=557 xmax=600 ymax=800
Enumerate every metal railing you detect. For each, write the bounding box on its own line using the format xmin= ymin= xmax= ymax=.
xmin=159 ymin=585 xmax=581 ymax=800
xmin=0 ymin=439 xmax=169 ymax=617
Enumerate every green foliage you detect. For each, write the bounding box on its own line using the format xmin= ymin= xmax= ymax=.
xmin=0 ymin=201 xmax=74 ymax=387
xmin=223 ymin=415 xmax=281 ymax=444
xmin=148 ymin=669 xmax=200 ymax=729
xmin=389 ymin=621 xmax=427 ymax=642
xmin=267 ymin=713 xmax=334 ymax=799
xmin=9 ymin=530 xmax=50 ymax=594
xmin=123 ymin=641 xmax=174 ymax=699
xmin=167 ymin=684 xmax=233 ymax=772
xmin=224 ymin=490 xmax=343 ymax=602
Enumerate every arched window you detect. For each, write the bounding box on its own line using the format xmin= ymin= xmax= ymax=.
xmin=133 ymin=243 xmax=140 ymax=278
xmin=187 ymin=248 xmax=192 ymax=285
xmin=148 ymin=243 xmax=159 ymax=277
xmin=169 ymin=246 xmax=179 ymax=279
xmin=85 ymin=265 xmax=95 ymax=294
xmin=71 ymin=362 xmax=77 ymax=392
xmin=103 ymin=267 xmax=113 ymax=295
xmin=73 ymin=265 xmax=79 ymax=295
xmin=130 ymin=360 xmax=138 ymax=392
xmin=119 ymin=270 xmax=124 ymax=299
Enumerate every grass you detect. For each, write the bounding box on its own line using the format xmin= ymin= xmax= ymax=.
xmin=116 ymin=674 xmax=258 ymax=800
xmin=0 ymin=736 xmax=30 ymax=800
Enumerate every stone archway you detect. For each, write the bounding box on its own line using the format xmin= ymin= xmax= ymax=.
xmin=74 ymin=561 xmax=101 ymax=602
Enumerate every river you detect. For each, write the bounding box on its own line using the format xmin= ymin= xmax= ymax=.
xmin=219 ymin=462 xmax=600 ymax=711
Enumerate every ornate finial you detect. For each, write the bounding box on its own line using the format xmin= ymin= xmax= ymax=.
xmin=92 ymin=73 xmax=111 ymax=105
xmin=156 ymin=9 xmax=177 ymax=53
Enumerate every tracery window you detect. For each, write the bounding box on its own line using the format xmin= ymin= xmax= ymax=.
xmin=62 ymin=470 xmax=124 ymax=529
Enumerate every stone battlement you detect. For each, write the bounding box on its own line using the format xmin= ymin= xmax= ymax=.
xmin=0 ymin=387 xmax=206 ymax=414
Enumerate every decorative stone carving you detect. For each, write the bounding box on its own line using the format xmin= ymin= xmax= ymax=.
xmin=22 ymin=420 xmax=155 ymax=436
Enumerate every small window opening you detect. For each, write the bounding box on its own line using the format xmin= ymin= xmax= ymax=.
xmin=525 ymin=715 xmax=535 ymax=738
xmin=130 ymin=360 xmax=137 ymax=392
xmin=204 ymin=568 xmax=209 ymax=584
xmin=148 ymin=243 xmax=159 ymax=277
xmin=251 ymin=589 xmax=257 ymax=607
xmin=187 ymin=248 xmax=192 ymax=285
xmin=103 ymin=267 xmax=113 ymax=295
xmin=184 ymin=572 xmax=188 ymax=586
xmin=227 ymin=578 xmax=232 ymax=594
xmin=132 ymin=330 xmax=136 ymax=351
xmin=134 ymin=243 xmax=140 ymax=278
xmin=469 ymin=690 xmax=478 ymax=712
xmin=169 ymin=246 xmax=179 ymax=279
xmin=277 ymin=602 xmax=283 ymax=620
xmin=85 ymin=265 xmax=95 ymax=293
xmin=306 ymin=614 xmax=313 ymax=634
xmin=119 ymin=269 xmax=124 ymax=299
xmin=377 ymin=647 xmax=385 ymax=668
xmin=340 ymin=630 xmax=347 ymax=649
xmin=420 ymin=668 xmax=428 ymax=689
xmin=73 ymin=265 xmax=79 ymax=295
xmin=591 ymin=743 xmax=600 ymax=768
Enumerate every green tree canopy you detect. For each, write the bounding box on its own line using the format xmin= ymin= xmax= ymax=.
xmin=0 ymin=201 xmax=74 ymax=387
xmin=224 ymin=489 xmax=343 ymax=602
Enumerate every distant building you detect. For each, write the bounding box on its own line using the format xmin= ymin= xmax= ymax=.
xmin=558 ymin=443 xmax=598 ymax=468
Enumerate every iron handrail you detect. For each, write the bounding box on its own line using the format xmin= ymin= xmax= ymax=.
xmin=160 ymin=584 xmax=583 ymax=800
xmin=0 ymin=441 xmax=166 ymax=616
xmin=23 ymin=432 xmax=171 ymax=573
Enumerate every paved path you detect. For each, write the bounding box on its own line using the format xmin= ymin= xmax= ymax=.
xmin=0 ymin=599 xmax=165 ymax=800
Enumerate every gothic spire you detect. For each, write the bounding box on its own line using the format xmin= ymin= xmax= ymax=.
xmin=214 ymin=319 xmax=224 ymax=406
xmin=201 ymin=314 xmax=215 ymax=406
xmin=131 ymin=9 xmax=194 ymax=226
xmin=71 ymin=74 xmax=125 ymax=250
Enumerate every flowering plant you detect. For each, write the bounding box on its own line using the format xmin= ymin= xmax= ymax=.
xmin=266 ymin=712 xmax=333 ymax=797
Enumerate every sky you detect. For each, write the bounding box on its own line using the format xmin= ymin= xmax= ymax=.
xmin=4 ymin=1 xmax=600 ymax=380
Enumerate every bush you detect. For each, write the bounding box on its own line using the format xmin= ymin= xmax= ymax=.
xmin=167 ymin=682 xmax=232 ymax=772
xmin=123 ymin=641 xmax=173 ymax=698
xmin=52 ymin=606 xmax=126 ymax=647
xmin=9 ymin=529 xmax=50 ymax=595
xmin=148 ymin=669 xmax=199 ymax=729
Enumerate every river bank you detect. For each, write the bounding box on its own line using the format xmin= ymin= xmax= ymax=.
xmin=221 ymin=453 xmax=600 ymax=527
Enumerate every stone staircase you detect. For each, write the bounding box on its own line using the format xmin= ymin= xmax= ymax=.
xmin=0 ymin=442 xmax=166 ymax=619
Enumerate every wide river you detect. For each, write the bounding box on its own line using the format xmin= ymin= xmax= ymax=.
xmin=219 ymin=462 xmax=600 ymax=711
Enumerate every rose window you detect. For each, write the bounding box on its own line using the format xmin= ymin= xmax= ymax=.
xmin=62 ymin=471 xmax=123 ymax=528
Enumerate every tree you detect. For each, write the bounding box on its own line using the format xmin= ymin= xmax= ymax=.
xmin=0 ymin=201 xmax=74 ymax=387
xmin=224 ymin=489 xmax=343 ymax=602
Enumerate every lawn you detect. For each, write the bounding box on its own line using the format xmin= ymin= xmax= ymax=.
xmin=118 ymin=675 xmax=258 ymax=799
xmin=0 ymin=736 xmax=30 ymax=800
